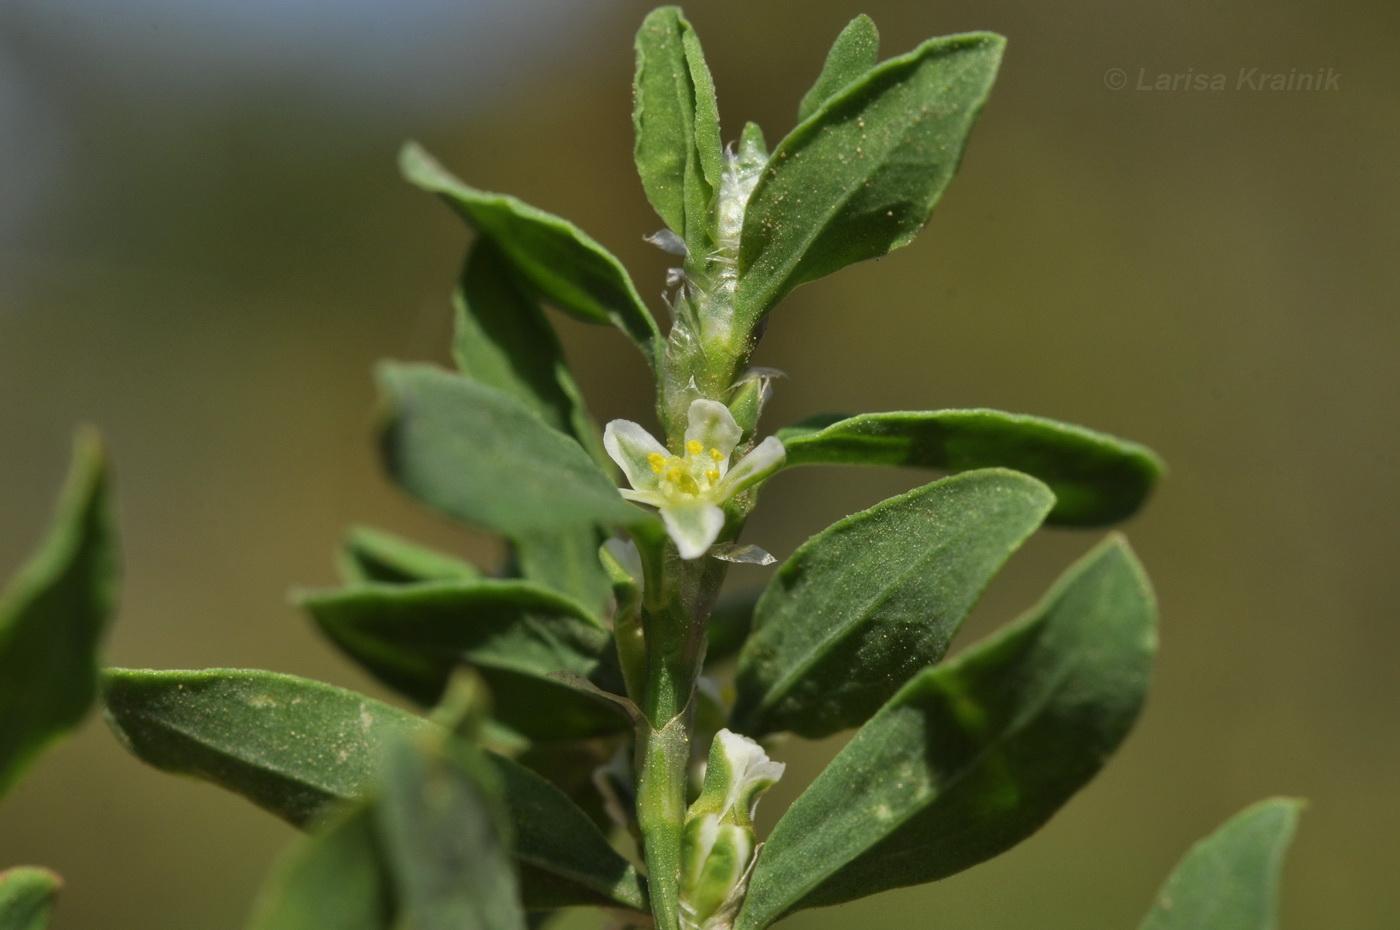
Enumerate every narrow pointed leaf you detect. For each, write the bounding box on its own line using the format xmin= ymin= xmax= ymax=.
xmin=633 ymin=6 xmax=724 ymax=252
xmin=304 ymin=581 xmax=630 ymax=739
xmin=796 ymin=15 xmax=880 ymax=124
xmin=736 ymin=32 xmax=1004 ymax=327
xmin=732 ymin=469 xmax=1053 ymax=738
xmin=453 ymin=238 xmax=601 ymax=459
xmin=375 ymin=737 xmax=527 ymax=930
xmin=738 ymin=537 xmax=1156 ymax=927
xmin=105 ymin=668 xmax=643 ymax=911
xmin=0 ymin=430 xmax=118 ymax=799
xmin=378 ymin=364 xmax=651 ymax=536
xmin=0 ymin=867 xmax=61 ymax=930
xmin=401 ymin=143 xmax=659 ymax=360
xmin=1138 ymin=798 xmax=1303 ymax=930
xmin=247 ymin=807 xmax=393 ymax=930
xmin=339 ymin=526 xmax=480 ymax=586
xmin=778 ymin=409 xmax=1164 ymax=525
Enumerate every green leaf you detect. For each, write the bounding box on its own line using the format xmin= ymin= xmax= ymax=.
xmin=796 ymin=15 xmax=880 ymax=124
xmin=512 ymin=531 xmax=612 ymax=619
xmin=339 ymin=526 xmax=481 ymax=586
xmin=303 ymin=581 xmax=630 ymax=739
xmin=731 ymin=469 xmax=1053 ymax=738
xmin=493 ymin=751 xmax=647 ymax=912
xmin=735 ymin=32 xmax=1004 ymax=327
xmin=0 ymin=430 xmax=118 ymax=799
xmin=778 ymin=409 xmax=1164 ymax=526
xmin=1138 ymin=798 xmax=1303 ymax=930
xmin=246 ymin=806 xmax=393 ymax=930
xmin=401 ymin=143 xmax=659 ymax=361
xmin=105 ymin=668 xmax=644 ymax=911
xmin=633 ymin=6 xmax=724 ymax=254
xmin=253 ymin=732 xmax=528 ymax=930
xmin=448 ymin=238 xmax=616 ymax=609
xmin=378 ymin=364 xmax=651 ymax=536
xmin=102 ymin=668 xmax=431 ymax=829
xmin=0 ymin=867 xmax=61 ymax=930
xmin=738 ymin=121 xmax=768 ymax=162
xmin=737 ymin=536 xmax=1156 ymax=927
xmin=453 ymin=238 xmax=601 ymax=459
xmin=375 ymin=736 xmax=527 ymax=930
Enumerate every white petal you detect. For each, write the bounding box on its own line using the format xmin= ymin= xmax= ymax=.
xmin=713 ymin=729 xmax=785 ymax=821
xmin=685 ymin=399 xmax=742 ymax=460
xmin=660 ymin=502 xmax=725 ymax=559
xmin=604 ymin=419 xmax=668 ymax=492
xmin=715 ymin=436 xmax=786 ymax=498
xmin=620 ymin=488 xmax=667 ymax=507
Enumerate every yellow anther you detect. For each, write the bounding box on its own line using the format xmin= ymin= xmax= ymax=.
xmin=706 ymin=469 xmax=720 ymax=483
xmin=686 ymin=440 xmax=704 ymax=455
xmin=648 ymin=452 xmax=667 ymax=474
xmin=710 ymin=448 xmax=724 ymax=462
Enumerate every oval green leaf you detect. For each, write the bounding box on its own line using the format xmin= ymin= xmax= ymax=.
xmin=0 ymin=430 xmax=118 ymax=800
xmin=731 ymin=469 xmax=1053 ymax=738
xmin=246 ymin=806 xmax=393 ymax=930
xmin=738 ymin=536 xmax=1156 ymax=927
xmin=445 ymin=236 xmax=615 ymax=610
xmin=378 ymin=364 xmax=650 ymax=536
xmin=375 ymin=737 xmax=526 ymax=930
xmin=735 ymin=32 xmax=1004 ymax=327
xmin=102 ymin=668 xmax=431 ymax=829
xmin=104 ymin=668 xmax=643 ymax=911
xmin=339 ymin=526 xmax=481 ymax=586
xmin=511 ymin=530 xmax=612 ymax=621
xmin=1139 ymin=798 xmax=1303 ymax=930
xmin=0 ymin=867 xmax=61 ymax=930
xmin=303 ymin=580 xmax=629 ymax=739
xmin=778 ymin=409 xmax=1164 ymax=525
xmin=796 ymin=15 xmax=880 ymax=124
xmin=453 ymin=237 xmax=600 ymax=460
xmin=401 ymin=143 xmax=659 ymax=361
xmin=633 ymin=6 xmax=724 ymax=253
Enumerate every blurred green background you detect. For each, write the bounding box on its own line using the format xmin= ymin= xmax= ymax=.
xmin=1 ymin=0 xmax=1396 ymax=927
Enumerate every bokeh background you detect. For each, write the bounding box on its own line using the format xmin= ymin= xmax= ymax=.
xmin=1 ymin=0 xmax=1396 ymax=927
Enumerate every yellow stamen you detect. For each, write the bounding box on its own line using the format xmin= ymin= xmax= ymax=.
xmin=709 ymin=448 xmax=724 ymax=462
xmin=686 ymin=440 xmax=703 ymax=455
xmin=648 ymin=452 xmax=667 ymax=473
xmin=706 ymin=469 xmax=720 ymax=483
xmin=666 ymin=467 xmax=683 ymax=484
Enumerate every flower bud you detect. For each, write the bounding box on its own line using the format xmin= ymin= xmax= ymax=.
xmin=679 ymin=730 xmax=784 ymax=929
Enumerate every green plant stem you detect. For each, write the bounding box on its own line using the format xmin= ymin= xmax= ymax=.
xmin=636 ymin=549 xmax=727 ymax=930
xmin=637 ymin=713 xmax=691 ymax=930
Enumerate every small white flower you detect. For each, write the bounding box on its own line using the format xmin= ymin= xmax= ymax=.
xmin=604 ymin=399 xmax=785 ymax=559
